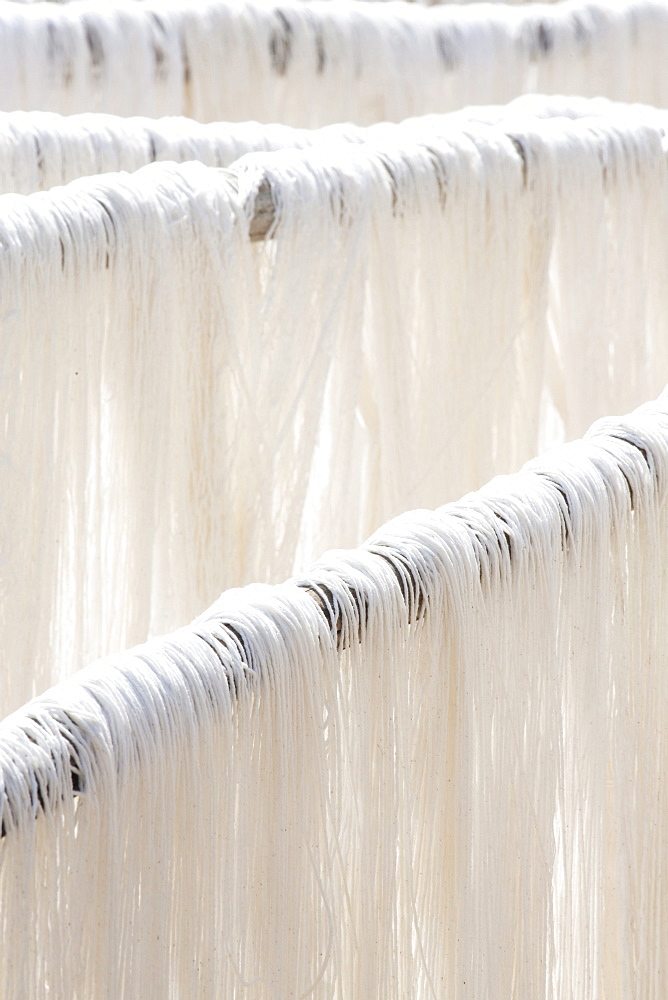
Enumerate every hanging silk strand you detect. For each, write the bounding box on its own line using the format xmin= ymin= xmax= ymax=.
xmin=0 ymin=0 xmax=667 ymax=123
xmin=2 ymin=115 xmax=668 ymax=713
xmin=0 ymin=94 xmax=664 ymax=195
xmin=0 ymin=389 xmax=666 ymax=998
